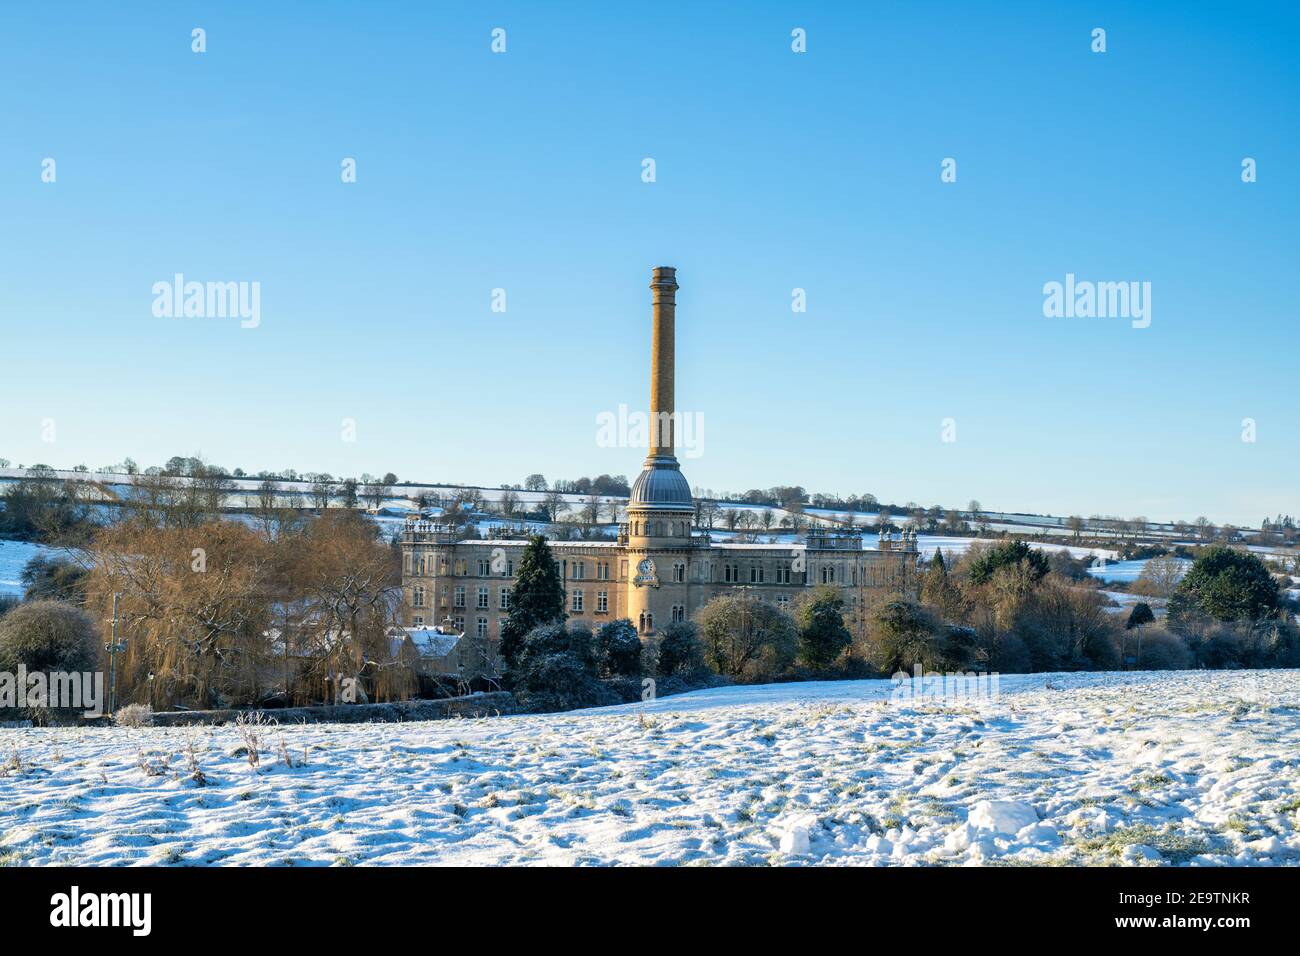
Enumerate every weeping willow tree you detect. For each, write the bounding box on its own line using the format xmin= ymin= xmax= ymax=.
xmin=289 ymin=512 xmax=407 ymax=704
xmin=85 ymin=520 xmax=276 ymax=710
xmin=84 ymin=509 xmax=410 ymax=710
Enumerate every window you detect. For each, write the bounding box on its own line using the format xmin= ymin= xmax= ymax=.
xmin=499 ymin=587 xmax=510 ymax=610
xmin=413 ymin=615 xmax=424 ymax=626
xmin=673 ymin=562 xmax=685 ymax=583
xmin=413 ymin=585 xmax=425 ymax=608
xmin=572 ymin=561 xmax=585 ymax=580
xmin=453 ymin=616 xmax=464 ymax=632
xmin=476 ymin=617 xmax=488 ymax=639
xmin=776 ymin=595 xmax=789 ymax=609
xmin=597 ymin=590 xmax=608 ymax=613
xmin=453 ymin=585 xmax=465 ymax=608
xmin=638 ymin=611 xmax=654 ymax=633
xmin=477 ymin=558 xmax=490 ymax=576
xmin=724 ymin=563 xmax=739 ymax=583
xmin=821 ymin=566 xmax=836 ymax=584
xmin=597 ymin=561 xmax=609 ymax=580
xmin=505 ymin=559 xmax=514 ymax=577
xmin=477 ymin=587 xmax=489 ymax=609
xmin=572 ymin=589 xmax=584 ymax=613
xmin=750 ymin=565 xmax=764 ymax=584
xmin=776 ymin=563 xmax=791 ymax=584
xmin=672 ymin=604 xmax=685 ymax=623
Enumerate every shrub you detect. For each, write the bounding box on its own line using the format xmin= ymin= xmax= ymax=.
xmin=511 ymin=622 xmax=604 ymax=709
xmin=0 ymin=600 xmax=98 ymax=675
xmin=656 ymin=621 xmax=705 ymax=677
xmin=867 ymin=599 xmax=976 ymax=673
xmin=987 ymin=633 xmax=1033 ymax=673
xmin=1127 ymin=628 xmax=1191 ymax=670
xmin=1185 ymin=621 xmax=1300 ymax=669
xmin=20 ymin=555 xmax=88 ymax=604
xmin=1047 ymin=549 xmax=1091 ymax=581
xmin=697 ymin=594 xmax=797 ymax=682
xmin=1007 ymin=580 xmax=1120 ymax=670
xmin=0 ymin=600 xmax=99 ymax=722
xmin=113 ymin=703 xmax=154 ymax=728
xmin=593 ymin=619 xmax=642 ymax=678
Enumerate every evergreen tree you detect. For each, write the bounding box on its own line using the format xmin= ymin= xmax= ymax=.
xmin=656 ymin=620 xmax=704 ymax=676
xmin=921 ymin=549 xmax=947 ymax=602
xmin=1167 ymin=545 xmax=1279 ymax=627
xmin=500 ymin=535 xmax=566 ymax=673
xmin=795 ymin=585 xmax=852 ymax=670
xmin=593 ymin=618 xmax=642 ymax=678
xmin=1126 ymin=601 xmax=1155 ymax=630
xmin=967 ymin=540 xmax=1050 ymax=586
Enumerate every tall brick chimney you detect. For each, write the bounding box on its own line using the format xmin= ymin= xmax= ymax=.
xmin=649 ymin=266 xmax=678 ymax=457
xmin=626 ymin=266 xmax=693 ymax=540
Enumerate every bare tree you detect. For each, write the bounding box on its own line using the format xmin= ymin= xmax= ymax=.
xmin=310 ymin=477 xmax=335 ymax=511
xmin=255 ymin=479 xmax=282 ymax=537
xmin=363 ymin=477 xmax=393 ymax=512
xmin=499 ymin=489 xmax=520 ymax=518
xmin=542 ymin=490 xmax=567 ymax=523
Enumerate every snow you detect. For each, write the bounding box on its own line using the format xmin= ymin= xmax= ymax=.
xmin=1088 ymin=557 xmax=1190 ymax=585
xmin=968 ymin=800 xmax=1039 ymax=835
xmin=0 ymin=540 xmax=57 ymax=599
xmin=916 ymin=536 xmax=1116 ymax=562
xmin=2 ymin=670 xmax=1299 ymax=866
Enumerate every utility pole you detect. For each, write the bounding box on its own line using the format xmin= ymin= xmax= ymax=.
xmin=104 ymin=591 xmax=127 ymax=717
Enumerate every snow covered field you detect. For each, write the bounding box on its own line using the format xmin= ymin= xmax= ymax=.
xmin=3 ymin=671 xmax=1298 ymax=867
xmin=0 ymin=540 xmax=54 ymax=599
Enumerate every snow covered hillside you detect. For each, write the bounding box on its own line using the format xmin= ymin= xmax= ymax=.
xmin=2 ymin=671 xmax=1298 ymax=866
xmin=0 ymin=540 xmax=55 ymax=599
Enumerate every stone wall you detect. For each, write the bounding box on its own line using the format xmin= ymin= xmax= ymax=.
xmin=150 ymin=691 xmax=517 ymax=727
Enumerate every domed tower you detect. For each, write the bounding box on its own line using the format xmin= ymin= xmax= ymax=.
xmin=625 ymin=266 xmax=694 ymax=635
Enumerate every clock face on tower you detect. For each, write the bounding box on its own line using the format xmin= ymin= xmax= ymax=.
xmin=634 ymin=557 xmax=658 ymax=587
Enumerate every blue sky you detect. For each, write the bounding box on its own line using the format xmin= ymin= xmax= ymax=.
xmin=1 ymin=1 xmax=1296 ymax=527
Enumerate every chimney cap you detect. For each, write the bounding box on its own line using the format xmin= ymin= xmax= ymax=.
xmin=650 ymin=266 xmax=678 ymax=289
